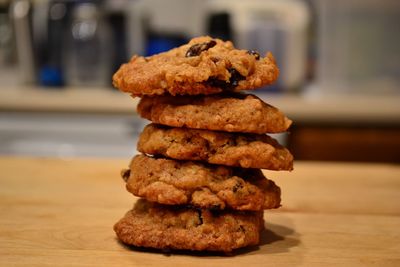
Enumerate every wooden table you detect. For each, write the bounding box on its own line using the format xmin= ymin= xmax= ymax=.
xmin=0 ymin=157 xmax=399 ymax=266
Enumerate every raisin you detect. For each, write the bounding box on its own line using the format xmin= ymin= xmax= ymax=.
xmin=185 ymin=40 xmax=217 ymax=57
xmin=209 ymin=204 xmax=222 ymax=211
xmin=209 ymin=208 xmax=221 ymax=217
xmin=121 ymin=169 xmax=131 ymax=182
xmin=228 ymin=68 xmax=245 ymax=87
xmin=232 ymin=182 xmax=243 ymax=193
xmin=210 ymin=56 xmax=219 ymax=63
xmin=206 ymin=77 xmax=229 ymax=89
xmin=196 ymin=209 xmax=204 ymax=225
xmin=206 ymin=68 xmax=245 ymax=90
xmin=247 ymin=50 xmax=260 ymax=60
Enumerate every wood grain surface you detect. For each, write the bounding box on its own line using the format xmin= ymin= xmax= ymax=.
xmin=0 ymin=157 xmax=399 ymax=266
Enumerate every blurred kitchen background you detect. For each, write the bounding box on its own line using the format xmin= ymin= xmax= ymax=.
xmin=0 ymin=0 xmax=399 ymax=162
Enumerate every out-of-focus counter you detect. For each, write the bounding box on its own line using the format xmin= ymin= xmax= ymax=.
xmin=1 ymin=87 xmax=399 ymax=162
xmin=0 ymin=87 xmax=400 ymax=124
xmin=0 ymin=87 xmax=138 ymax=114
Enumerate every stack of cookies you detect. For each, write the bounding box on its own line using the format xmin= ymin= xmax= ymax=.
xmin=112 ymin=36 xmax=293 ymax=253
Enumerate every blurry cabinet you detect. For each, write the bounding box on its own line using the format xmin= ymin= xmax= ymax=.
xmin=288 ymin=124 xmax=400 ymax=163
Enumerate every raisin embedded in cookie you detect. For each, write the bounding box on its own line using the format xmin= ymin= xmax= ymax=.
xmin=114 ymin=199 xmax=263 ymax=252
xmin=112 ymin=36 xmax=279 ymax=96
xmin=137 ymin=93 xmax=292 ymax=134
xmin=122 ymin=154 xmax=281 ymax=211
xmin=138 ymin=123 xmax=293 ymax=170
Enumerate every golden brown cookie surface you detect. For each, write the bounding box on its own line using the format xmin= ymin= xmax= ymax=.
xmin=137 ymin=93 xmax=292 ymax=134
xmin=138 ymin=123 xmax=293 ymax=170
xmin=122 ymin=155 xmax=281 ymax=211
xmin=114 ymin=199 xmax=263 ymax=252
xmin=112 ymin=36 xmax=279 ymax=96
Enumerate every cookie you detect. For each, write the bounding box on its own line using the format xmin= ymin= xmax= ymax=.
xmin=114 ymin=199 xmax=263 ymax=252
xmin=122 ymin=155 xmax=281 ymax=211
xmin=138 ymin=124 xmax=293 ymax=170
xmin=112 ymin=36 xmax=279 ymax=96
xmin=137 ymin=93 xmax=292 ymax=134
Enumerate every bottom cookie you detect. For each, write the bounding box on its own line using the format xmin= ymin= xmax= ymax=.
xmin=114 ymin=199 xmax=263 ymax=252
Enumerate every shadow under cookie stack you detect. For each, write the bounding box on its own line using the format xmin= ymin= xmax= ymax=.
xmin=112 ymin=36 xmax=293 ymax=253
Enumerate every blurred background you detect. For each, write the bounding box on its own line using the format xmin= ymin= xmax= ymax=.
xmin=0 ymin=0 xmax=399 ymax=162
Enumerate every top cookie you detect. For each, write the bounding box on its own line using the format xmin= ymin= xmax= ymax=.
xmin=113 ymin=36 xmax=279 ymax=96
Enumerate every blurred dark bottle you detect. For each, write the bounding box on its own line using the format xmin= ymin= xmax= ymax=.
xmin=0 ymin=1 xmax=15 ymax=67
xmin=207 ymin=12 xmax=232 ymax=41
xmin=10 ymin=0 xmax=36 ymax=85
xmin=9 ymin=0 xmax=128 ymax=88
xmin=64 ymin=1 xmax=112 ymax=87
xmin=0 ymin=1 xmax=18 ymax=87
xmin=37 ymin=0 xmax=71 ymax=86
xmin=106 ymin=6 xmax=128 ymax=76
